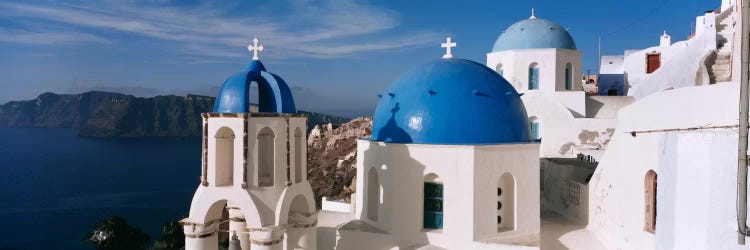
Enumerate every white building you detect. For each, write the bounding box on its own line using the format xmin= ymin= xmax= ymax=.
xmin=180 ymin=0 xmax=750 ymax=249
xmin=603 ymin=1 xmax=740 ymax=99
xmin=181 ymin=40 xmax=318 ymax=250
xmin=573 ymin=1 xmax=750 ymax=249
xmin=485 ymin=12 xmax=634 ymax=222
xmin=347 ymin=52 xmax=541 ymax=249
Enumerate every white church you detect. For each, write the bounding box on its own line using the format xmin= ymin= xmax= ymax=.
xmin=181 ymin=0 xmax=750 ymax=248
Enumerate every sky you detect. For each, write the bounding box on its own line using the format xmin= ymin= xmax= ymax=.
xmin=0 ymin=0 xmax=718 ymax=118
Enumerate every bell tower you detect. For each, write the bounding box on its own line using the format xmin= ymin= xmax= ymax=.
xmin=181 ymin=38 xmax=317 ymax=250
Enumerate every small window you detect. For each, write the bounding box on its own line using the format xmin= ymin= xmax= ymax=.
xmin=530 ymin=121 xmax=541 ymax=142
xmin=565 ymin=63 xmax=573 ymax=90
xmin=529 ymin=63 xmax=539 ymax=90
xmin=424 ymin=182 xmax=444 ymax=229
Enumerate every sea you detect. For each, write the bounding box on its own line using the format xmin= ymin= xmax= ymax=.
xmin=0 ymin=127 xmax=201 ymax=249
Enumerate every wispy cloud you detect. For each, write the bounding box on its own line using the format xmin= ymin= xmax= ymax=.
xmin=0 ymin=1 xmax=439 ymax=60
xmin=0 ymin=29 xmax=111 ymax=45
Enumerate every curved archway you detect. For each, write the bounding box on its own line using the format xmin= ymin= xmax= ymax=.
xmin=496 ymin=63 xmax=504 ymax=76
xmin=498 ymin=172 xmax=516 ymax=232
xmin=423 ymin=173 xmax=443 ymax=230
xmin=565 ymin=62 xmax=573 ymax=90
xmin=529 ymin=62 xmax=540 ymax=90
xmin=367 ymin=168 xmax=380 ymax=221
xmin=645 ymin=170 xmax=657 ymax=233
xmin=215 ymin=127 xmax=235 ymax=187
xmin=258 ymin=127 xmax=275 ymax=187
xmin=185 ymin=196 xmax=266 ymax=250
xmin=294 ymin=127 xmax=304 ymax=183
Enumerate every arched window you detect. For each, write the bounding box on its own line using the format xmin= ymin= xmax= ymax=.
xmin=424 ymin=173 xmax=443 ymax=230
xmin=645 ymin=170 xmax=657 ymax=233
xmin=498 ymin=173 xmax=516 ymax=232
xmin=258 ymin=127 xmax=275 ymax=187
xmin=214 ymin=127 xmax=235 ymax=187
xmin=294 ymin=127 xmax=303 ymax=183
xmin=529 ymin=116 xmax=541 ymax=142
xmin=367 ymin=168 xmax=380 ymax=221
xmin=496 ymin=63 xmax=504 ymax=76
xmin=528 ymin=63 xmax=539 ymax=90
xmin=565 ymin=62 xmax=573 ymax=90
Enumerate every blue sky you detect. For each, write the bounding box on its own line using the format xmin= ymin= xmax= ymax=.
xmin=0 ymin=0 xmax=716 ymax=117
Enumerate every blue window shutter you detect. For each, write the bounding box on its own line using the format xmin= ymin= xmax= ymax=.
xmin=424 ymin=182 xmax=444 ymax=229
xmin=529 ymin=68 xmax=539 ymax=90
xmin=531 ymin=122 xmax=540 ymax=141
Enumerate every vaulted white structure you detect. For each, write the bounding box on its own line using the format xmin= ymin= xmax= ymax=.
xmin=181 ymin=43 xmax=317 ymax=250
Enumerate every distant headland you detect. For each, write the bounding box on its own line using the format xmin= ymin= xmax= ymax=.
xmin=0 ymin=91 xmax=350 ymax=137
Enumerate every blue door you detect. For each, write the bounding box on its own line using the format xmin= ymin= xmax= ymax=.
xmin=424 ymin=182 xmax=443 ymax=229
xmin=529 ymin=67 xmax=539 ymax=90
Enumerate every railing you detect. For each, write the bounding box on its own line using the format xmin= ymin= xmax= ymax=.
xmin=564 ymin=179 xmax=582 ymax=206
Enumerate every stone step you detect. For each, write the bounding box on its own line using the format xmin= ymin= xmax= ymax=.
xmin=712 ymin=66 xmax=730 ymax=71
xmin=720 ymin=18 xmax=735 ymax=24
xmin=718 ymin=32 xmax=733 ymax=36
xmin=716 ymin=77 xmax=733 ymax=82
xmin=712 ymin=64 xmax=730 ymax=70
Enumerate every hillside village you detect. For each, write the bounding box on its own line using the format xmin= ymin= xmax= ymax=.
xmin=177 ymin=0 xmax=750 ymax=249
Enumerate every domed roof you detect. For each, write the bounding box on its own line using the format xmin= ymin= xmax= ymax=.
xmin=492 ymin=17 xmax=576 ymax=52
xmin=213 ymin=60 xmax=296 ymax=113
xmin=371 ymin=58 xmax=531 ymax=144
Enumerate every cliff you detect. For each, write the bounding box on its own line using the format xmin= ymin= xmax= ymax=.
xmin=306 ymin=117 xmax=373 ymax=203
xmin=0 ymin=92 xmax=349 ymax=137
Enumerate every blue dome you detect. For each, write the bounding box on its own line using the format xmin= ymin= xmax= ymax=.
xmin=213 ymin=60 xmax=296 ymax=113
xmin=492 ymin=18 xmax=576 ymax=52
xmin=371 ymin=58 xmax=531 ymax=144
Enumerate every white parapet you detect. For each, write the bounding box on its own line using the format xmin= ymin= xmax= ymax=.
xmin=321 ymin=197 xmax=353 ymax=213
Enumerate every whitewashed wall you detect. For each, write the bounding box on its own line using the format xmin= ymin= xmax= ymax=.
xmin=585 ymin=83 xmax=749 ymax=249
xmin=522 ymin=92 xmax=619 ymax=158
xmin=487 ymin=49 xmax=582 ymax=93
xmin=600 ymin=55 xmax=625 ymax=74
xmin=623 ymin=12 xmax=718 ymax=99
xmin=353 ymin=141 xmax=540 ymax=249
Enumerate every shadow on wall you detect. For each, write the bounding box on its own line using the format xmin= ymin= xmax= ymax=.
xmin=373 ymin=103 xmax=412 ymax=143
xmin=333 ymin=129 xmax=432 ymax=249
xmin=559 ymin=129 xmax=615 ymax=155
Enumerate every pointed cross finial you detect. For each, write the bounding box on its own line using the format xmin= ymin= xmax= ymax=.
xmin=247 ymin=37 xmax=264 ymax=61
xmin=530 ymin=8 xmax=536 ymax=19
xmin=441 ymin=37 xmax=456 ymax=59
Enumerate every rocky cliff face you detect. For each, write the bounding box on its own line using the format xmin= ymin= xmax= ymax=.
xmin=0 ymin=92 xmax=349 ymax=137
xmin=306 ymin=117 xmax=372 ymax=204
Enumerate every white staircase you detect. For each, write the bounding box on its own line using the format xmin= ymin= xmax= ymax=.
xmin=710 ymin=8 xmax=735 ymax=83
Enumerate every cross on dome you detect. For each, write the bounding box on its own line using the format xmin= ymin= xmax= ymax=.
xmin=530 ymin=8 xmax=536 ymax=19
xmin=441 ymin=37 xmax=456 ymax=59
xmin=247 ymin=37 xmax=264 ymax=61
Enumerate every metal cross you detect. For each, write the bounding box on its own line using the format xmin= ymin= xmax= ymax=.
xmin=441 ymin=37 xmax=456 ymax=59
xmin=247 ymin=37 xmax=264 ymax=61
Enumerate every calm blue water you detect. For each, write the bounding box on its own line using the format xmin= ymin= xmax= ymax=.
xmin=0 ymin=128 xmax=201 ymax=249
